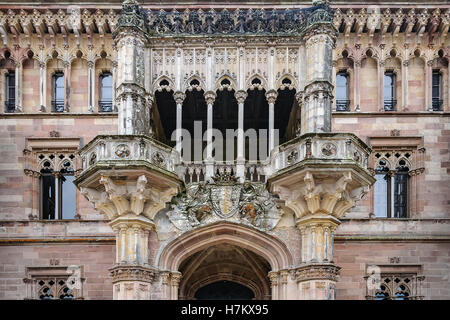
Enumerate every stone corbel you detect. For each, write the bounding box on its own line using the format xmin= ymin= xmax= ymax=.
xmin=143 ymin=187 xmax=178 ymax=220
xmin=100 ymin=176 xmax=129 ymax=216
xmin=80 ymin=187 xmax=117 ymax=219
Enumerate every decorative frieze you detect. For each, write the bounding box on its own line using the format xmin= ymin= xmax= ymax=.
xmin=295 ymin=264 xmax=340 ymax=283
xmin=110 ymin=265 xmax=156 ymax=284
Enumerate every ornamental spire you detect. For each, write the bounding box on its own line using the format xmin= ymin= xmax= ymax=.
xmin=114 ymin=0 xmax=148 ymax=37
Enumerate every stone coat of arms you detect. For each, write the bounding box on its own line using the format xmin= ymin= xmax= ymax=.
xmin=168 ymin=173 xmax=281 ymax=232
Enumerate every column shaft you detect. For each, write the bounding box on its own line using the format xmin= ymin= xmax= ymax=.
xmin=39 ymin=62 xmax=46 ymax=111
xmin=402 ymin=60 xmax=409 ymax=110
xmin=14 ymin=61 xmax=22 ymax=112
xmin=64 ymin=61 xmax=70 ymax=112
xmin=354 ymin=61 xmax=361 ymax=111
xmin=88 ymin=61 xmax=94 ymax=113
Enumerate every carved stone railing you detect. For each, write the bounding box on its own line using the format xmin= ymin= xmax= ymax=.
xmin=270 ymin=132 xmax=370 ymax=174
xmin=78 ymin=135 xmax=179 ymax=176
xmin=176 ymin=160 xmax=267 ymax=184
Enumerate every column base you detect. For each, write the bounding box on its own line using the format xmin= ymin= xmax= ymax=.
xmin=295 ymin=263 xmax=340 ymax=300
xmin=110 ymin=265 xmax=157 ymax=300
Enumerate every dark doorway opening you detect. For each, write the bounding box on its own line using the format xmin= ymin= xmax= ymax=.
xmin=194 ymin=280 xmax=255 ymax=300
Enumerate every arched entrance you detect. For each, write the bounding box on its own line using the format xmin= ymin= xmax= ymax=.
xmin=157 ymin=221 xmax=293 ymax=300
xmin=179 ymin=243 xmax=271 ymax=299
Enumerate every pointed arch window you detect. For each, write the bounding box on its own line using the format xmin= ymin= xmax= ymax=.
xmin=52 ymin=72 xmax=65 ymax=112
xmin=432 ymin=70 xmax=443 ymax=111
xmin=4 ymin=70 xmax=15 ymax=112
xmin=384 ymin=71 xmax=397 ymax=111
xmin=336 ymin=71 xmax=350 ymax=111
xmin=39 ymin=153 xmax=76 ymax=220
xmin=373 ymin=153 xmax=411 ymax=218
xmin=373 ymin=159 xmax=391 ymax=218
xmin=99 ymin=72 xmax=113 ymax=112
xmin=393 ymin=160 xmax=409 ymax=218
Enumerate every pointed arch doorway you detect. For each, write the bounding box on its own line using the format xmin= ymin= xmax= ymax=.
xmin=157 ymin=221 xmax=293 ymax=300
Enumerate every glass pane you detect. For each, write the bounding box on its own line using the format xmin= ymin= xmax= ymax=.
xmin=373 ymin=174 xmax=388 ymax=218
xmin=61 ymin=175 xmax=76 ymax=219
xmin=55 ymin=87 xmax=64 ymax=100
xmin=336 ymin=74 xmax=348 ymax=100
xmin=101 ymin=87 xmax=112 ymax=100
xmin=101 ymin=74 xmax=112 ymax=87
xmin=384 ymin=74 xmax=394 ymax=99
xmin=432 ymin=72 xmax=440 ymax=99
xmin=8 ymin=73 xmax=15 ymax=85
xmin=41 ymin=175 xmax=55 ymax=220
xmin=394 ymin=170 xmax=408 ymax=218
xmin=55 ymin=75 xmax=64 ymax=87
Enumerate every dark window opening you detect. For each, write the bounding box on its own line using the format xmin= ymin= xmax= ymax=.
xmin=52 ymin=72 xmax=64 ymax=112
xmin=40 ymin=168 xmax=55 ymax=220
xmin=384 ymin=72 xmax=396 ymax=111
xmin=393 ymin=164 xmax=409 ymax=218
xmin=432 ymin=70 xmax=443 ymax=111
xmin=336 ymin=72 xmax=350 ymax=111
xmin=99 ymin=72 xmax=113 ymax=112
xmin=5 ymin=71 xmax=15 ymax=112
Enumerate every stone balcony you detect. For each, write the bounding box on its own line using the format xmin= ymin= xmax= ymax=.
xmin=75 ymin=135 xmax=181 ymax=190
xmin=267 ymin=133 xmax=375 ymax=223
xmin=267 ymin=132 xmax=375 ymax=267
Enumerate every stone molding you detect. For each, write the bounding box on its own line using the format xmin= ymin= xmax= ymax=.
xmin=294 ymin=264 xmax=341 ymax=282
xmin=110 ymin=265 xmax=157 ymax=284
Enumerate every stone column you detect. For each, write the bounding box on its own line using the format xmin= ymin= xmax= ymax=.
xmin=173 ymin=91 xmax=185 ymax=155
xmin=268 ymin=271 xmax=279 ymax=300
xmin=63 ymin=60 xmax=70 ymax=112
xmin=266 ymin=89 xmax=278 ymax=154
xmin=204 ymin=91 xmax=216 ymax=180
xmin=301 ymin=9 xmax=336 ymax=134
xmin=114 ymin=0 xmax=151 ymax=135
xmin=87 ymin=60 xmax=95 ymax=113
xmin=235 ymin=90 xmax=247 ymax=181
xmin=39 ymin=61 xmax=46 ymax=112
xmin=448 ymin=62 xmax=450 ymax=111
xmin=331 ymin=60 xmax=337 ymax=111
xmin=170 ymin=272 xmax=182 ymax=300
xmin=378 ymin=60 xmax=385 ymax=111
xmin=354 ymin=60 xmax=361 ymax=111
xmin=14 ymin=61 xmax=22 ymax=112
xmin=402 ymin=60 xmax=409 ymax=110
xmin=425 ymin=60 xmax=433 ymax=111
xmin=112 ymin=59 xmax=118 ymax=112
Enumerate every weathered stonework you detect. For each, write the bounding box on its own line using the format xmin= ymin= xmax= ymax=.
xmin=0 ymin=0 xmax=449 ymax=301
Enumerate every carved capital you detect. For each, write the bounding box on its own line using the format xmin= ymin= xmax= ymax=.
xmin=173 ymin=91 xmax=186 ymax=105
xmin=204 ymin=91 xmax=216 ymax=105
xmin=265 ymin=89 xmax=278 ymax=104
xmin=234 ymin=90 xmax=248 ymax=104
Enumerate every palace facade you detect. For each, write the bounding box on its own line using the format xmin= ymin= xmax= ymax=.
xmin=0 ymin=0 xmax=449 ymax=300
